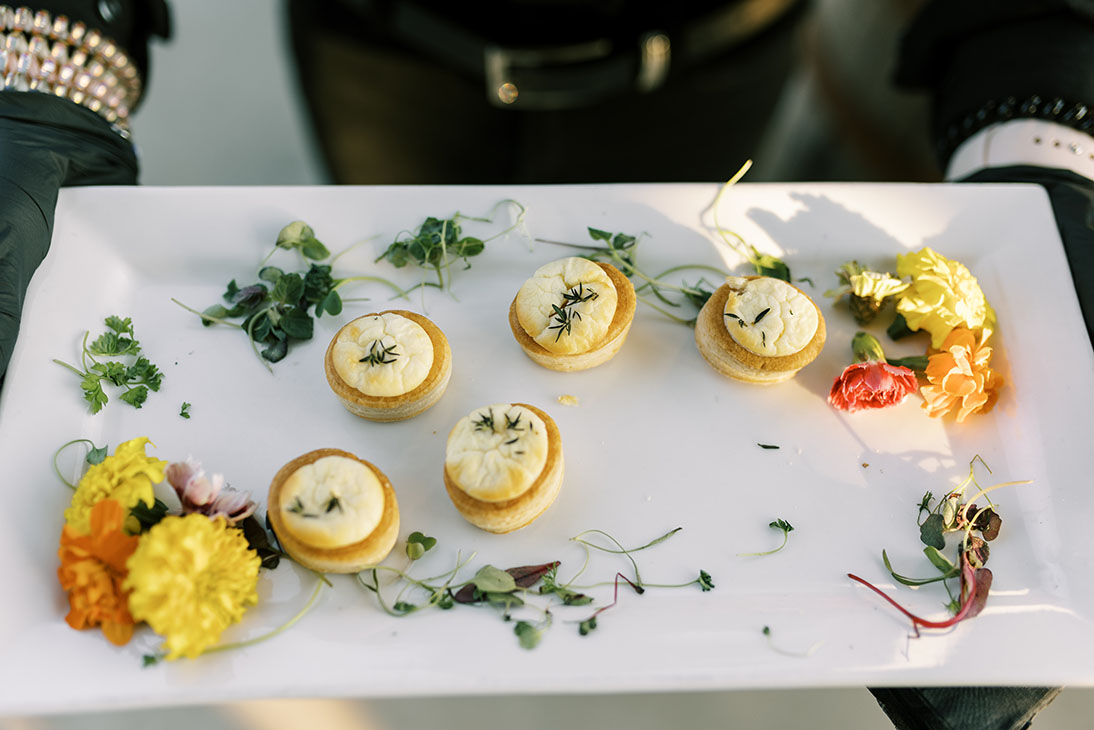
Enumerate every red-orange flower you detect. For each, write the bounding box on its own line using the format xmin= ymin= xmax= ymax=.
xmin=57 ymin=499 xmax=140 ymax=645
xmin=921 ymin=328 xmax=1002 ymax=422
xmin=829 ymin=361 xmax=919 ymax=412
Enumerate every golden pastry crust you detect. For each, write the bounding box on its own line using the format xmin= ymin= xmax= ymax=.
xmin=508 ymin=261 xmax=636 ymax=372
xmin=268 ymin=448 xmax=400 ymax=573
xmin=443 ymin=403 xmax=564 ymax=534
xmin=325 ymin=310 xmax=452 ymax=421
xmin=694 ymin=278 xmax=826 ymax=384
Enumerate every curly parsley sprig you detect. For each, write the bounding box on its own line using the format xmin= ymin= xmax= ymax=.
xmin=53 ymin=316 xmax=164 ymax=413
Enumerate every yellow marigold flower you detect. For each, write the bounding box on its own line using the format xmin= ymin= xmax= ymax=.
xmin=921 ymin=328 xmax=1003 ymax=422
xmin=64 ymin=437 xmax=166 ymax=534
xmin=125 ymin=514 xmax=260 ymax=660
xmin=896 ymin=247 xmax=996 ymax=348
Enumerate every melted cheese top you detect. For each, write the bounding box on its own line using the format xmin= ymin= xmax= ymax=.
xmin=445 ymin=404 xmax=549 ymax=502
xmin=515 ymin=257 xmax=618 ymax=355
xmin=722 ymin=276 xmax=818 ymax=356
xmin=331 ymin=313 xmax=433 ymax=397
xmin=279 ymin=455 xmax=385 ymax=548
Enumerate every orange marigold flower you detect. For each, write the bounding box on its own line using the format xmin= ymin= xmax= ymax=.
xmin=57 ymin=499 xmax=140 ymax=646
xmin=921 ymin=328 xmax=1003 ymax=423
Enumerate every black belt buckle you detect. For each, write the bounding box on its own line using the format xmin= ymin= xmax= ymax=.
xmin=484 ymin=34 xmax=670 ymax=110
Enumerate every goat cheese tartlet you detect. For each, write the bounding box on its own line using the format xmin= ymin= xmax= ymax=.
xmin=443 ymin=403 xmax=564 ymax=534
xmin=325 ymin=310 xmax=451 ymax=421
xmin=267 ymin=449 xmax=399 ymax=573
xmin=695 ymin=276 xmax=826 ymax=383
xmin=509 ymin=257 xmax=636 ymax=371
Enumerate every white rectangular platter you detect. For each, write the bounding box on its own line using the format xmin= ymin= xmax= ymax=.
xmin=1 ymin=183 xmax=1092 ymax=715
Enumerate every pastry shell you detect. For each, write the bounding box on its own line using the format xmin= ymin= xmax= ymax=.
xmin=694 ymin=278 xmax=826 ymax=384
xmin=324 ymin=310 xmax=452 ymax=421
xmin=267 ymin=448 xmax=400 ymax=573
xmin=443 ymin=403 xmax=564 ymax=534
xmin=508 ymin=261 xmax=636 ymax=372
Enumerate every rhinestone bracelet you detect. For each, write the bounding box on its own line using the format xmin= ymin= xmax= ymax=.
xmin=0 ymin=5 xmax=141 ymax=137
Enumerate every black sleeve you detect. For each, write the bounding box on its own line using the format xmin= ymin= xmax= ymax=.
xmin=896 ymin=0 xmax=1094 ymax=166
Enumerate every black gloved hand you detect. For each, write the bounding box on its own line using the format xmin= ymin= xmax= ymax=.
xmin=0 ymin=93 xmax=138 ymax=380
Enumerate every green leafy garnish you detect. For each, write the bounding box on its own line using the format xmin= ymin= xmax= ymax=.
xmin=375 ymin=200 xmax=526 ymax=296
xmin=536 ymin=229 xmax=726 ymax=327
xmin=738 ymin=518 xmax=795 ymax=557
xmin=180 ymin=402 xmax=191 ymax=419
xmin=53 ymin=317 xmax=163 ymax=414
xmin=406 ymin=531 xmax=437 ymax=560
xmin=706 ymin=160 xmax=791 ymax=281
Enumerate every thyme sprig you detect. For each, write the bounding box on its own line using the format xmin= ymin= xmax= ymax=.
xmin=849 ymin=457 xmax=1031 ymax=636
xmin=536 ymin=230 xmax=728 ymax=327
xmin=358 ymin=340 xmax=399 ymax=366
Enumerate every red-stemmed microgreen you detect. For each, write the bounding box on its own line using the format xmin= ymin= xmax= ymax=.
xmin=356 ymin=527 xmax=711 ymax=647
xmin=849 ymin=457 xmax=1030 ymax=636
xmin=737 ymin=519 xmax=795 ymax=557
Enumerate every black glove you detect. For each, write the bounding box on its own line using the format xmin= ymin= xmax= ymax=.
xmin=0 ymin=93 xmax=138 ymax=379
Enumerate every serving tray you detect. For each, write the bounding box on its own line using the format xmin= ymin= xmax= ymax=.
xmin=1 ymin=183 xmax=1091 ymax=715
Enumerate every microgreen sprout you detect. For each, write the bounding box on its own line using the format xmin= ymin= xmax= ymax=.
xmin=535 ymin=229 xmax=728 ymax=327
xmin=375 ymin=199 xmax=527 ymax=297
xmin=737 ymin=519 xmax=795 ymax=557
xmin=175 ymin=222 xmax=410 ymax=372
xmin=849 ymin=458 xmax=1031 ymax=636
xmin=53 ymin=316 xmax=163 ymax=413
xmin=356 ymin=526 xmax=710 ymax=647
xmin=52 ymin=438 xmax=108 ymax=489
xmin=705 ymin=160 xmax=792 ymax=281
xmin=406 ymin=531 xmax=437 ymax=560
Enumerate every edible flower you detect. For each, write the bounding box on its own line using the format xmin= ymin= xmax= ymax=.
xmin=64 ymin=437 xmax=166 ymax=534
xmin=921 ymin=328 xmax=1002 ymax=422
xmin=825 ymin=261 xmax=908 ymax=324
xmin=125 ymin=514 xmax=260 ymax=660
xmin=165 ymin=458 xmax=256 ymax=524
xmin=57 ymin=499 xmax=140 ymax=645
xmin=895 ymin=247 xmax=996 ymax=348
xmin=829 ymin=332 xmax=918 ymax=412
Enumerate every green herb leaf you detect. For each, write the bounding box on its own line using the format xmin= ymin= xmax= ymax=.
xmin=472 ymin=565 xmax=517 ymax=594
xmin=758 ymin=443 xmax=780 ymax=450
xmin=119 ymin=386 xmax=149 ymax=409
xmin=180 ymin=402 xmax=191 ymax=419
xmin=130 ymin=498 xmax=169 ymax=532
xmin=278 ymin=306 xmax=314 ymax=340
xmin=923 ymin=545 xmax=956 ymax=575
xmin=514 ymin=621 xmax=544 ymax=650
xmin=406 ymin=531 xmax=437 ymax=560
xmin=142 ymin=654 xmax=163 ymax=668
xmin=86 ymin=444 xmax=108 ymax=465
xmin=587 ymin=227 xmax=612 ymax=241
xmin=698 ymin=570 xmax=715 ymax=591
xmin=259 ymin=266 xmax=284 ymax=284
xmin=887 ymin=313 xmax=915 ymax=341
xmin=579 ymin=617 xmax=598 ymax=636
xmin=919 ymin=513 xmax=946 ymax=551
